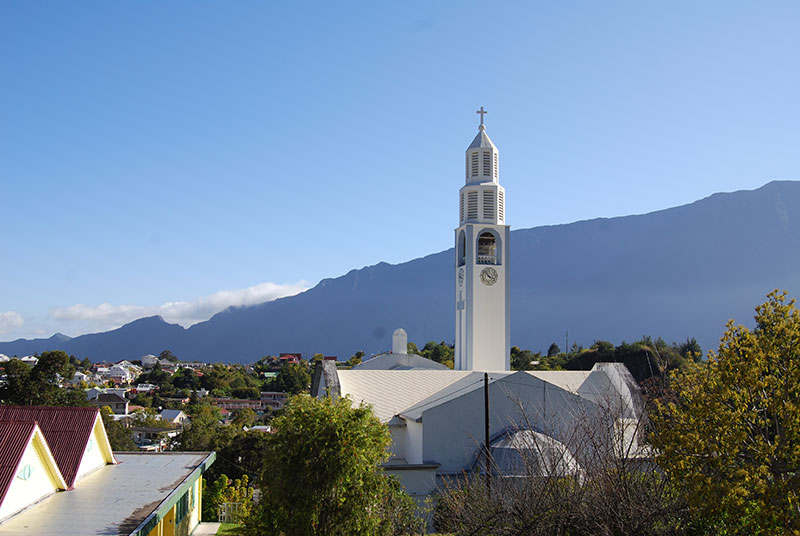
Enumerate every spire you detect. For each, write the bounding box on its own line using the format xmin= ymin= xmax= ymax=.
xmin=467 ymin=106 xmax=497 ymax=150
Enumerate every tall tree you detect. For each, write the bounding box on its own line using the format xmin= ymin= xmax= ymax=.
xmin=652 ymin=291 xmax=800 ymax=534
xmin=242 ymin=395 xmax=421 ymax=536
xmin=100 ymin=406 xmax=136 ymax=451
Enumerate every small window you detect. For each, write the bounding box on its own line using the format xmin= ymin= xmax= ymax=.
xmin=176 ymin=490 xmax=189 ymax=523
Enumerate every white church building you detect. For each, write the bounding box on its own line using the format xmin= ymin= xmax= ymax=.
xmin=311 ymin=110 xmax=643 ymax=501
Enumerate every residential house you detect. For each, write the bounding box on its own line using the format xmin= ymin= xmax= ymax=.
xmin=141 ymin=354 xmax=159 ymax=369
xmin=159 ymin=409 xmax=190 ymax=426
xmin=260 ymin=391 xmax=288 ymax=410
xmin=20 ymin=356 xmax=38 ymax=366
xmin=135 ymin=383 xmax=158 ymax=393
xmin=90 ymin=393 xmax=129 ymax=415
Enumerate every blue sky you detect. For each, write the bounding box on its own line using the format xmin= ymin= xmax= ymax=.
xmin=1 ymin=1 xmax=798 ymax=341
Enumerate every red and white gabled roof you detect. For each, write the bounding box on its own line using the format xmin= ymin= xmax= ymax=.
xmin=0 ymin=407 xmax=116 ymax=489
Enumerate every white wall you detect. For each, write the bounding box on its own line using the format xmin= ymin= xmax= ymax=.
xmin=0 ymin=433 xmax=62 ymax=522
xmin=388 ymin=424 xmax=406 ymax=461
xmin=405 ymin=420 xmax=424 ymax=465
xmin=75 ymin=418 xmax=109 ymax=481
xmin=421 ymin=372 xmax=605 ymax=474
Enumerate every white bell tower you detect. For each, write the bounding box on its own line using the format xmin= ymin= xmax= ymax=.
xmin=454 ymin=107 xmax=511 ymax=371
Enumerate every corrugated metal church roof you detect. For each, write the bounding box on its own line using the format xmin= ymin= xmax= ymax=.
xmin=0 ymin=421 xmax=37 ymax=506
xmin=0 ymin=406 xmax=106 ymax=488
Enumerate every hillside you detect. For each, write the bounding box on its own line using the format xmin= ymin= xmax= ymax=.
xmin=2 ymin=181 xmax=798 ymax=363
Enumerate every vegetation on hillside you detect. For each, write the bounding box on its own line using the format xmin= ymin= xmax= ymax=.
xmin=0 ymin=350 xmax=88 ymax=406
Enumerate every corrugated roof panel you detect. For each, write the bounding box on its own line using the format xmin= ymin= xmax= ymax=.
xmin=337 ymin=370 xmax=474 ymax=422
xmin=0 ymin=407 xmax=99 ymax=488
xmin=0 ymin=421 xmax=37 ymax=505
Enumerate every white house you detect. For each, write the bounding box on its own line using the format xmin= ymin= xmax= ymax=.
xmin=141 ymin=354 xmax=159 ymax=369
xmin=20 ymin=356 xmax=38 ymax=366
xmin=159 ymin=409 xmax=190 ymax=426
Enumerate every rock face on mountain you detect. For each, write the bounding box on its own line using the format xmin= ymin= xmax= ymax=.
xmin=2 ymin=181 xmax=799 ymax=363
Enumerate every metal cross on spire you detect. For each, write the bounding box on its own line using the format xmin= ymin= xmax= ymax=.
xmin=476 ymin=106 xmax=488 ymax=127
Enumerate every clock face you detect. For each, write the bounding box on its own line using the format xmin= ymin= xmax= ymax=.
xmin=458 ymin=267 xmax=465 ymax=287
xmin=480 ymin=267 xmax=498 ymax=286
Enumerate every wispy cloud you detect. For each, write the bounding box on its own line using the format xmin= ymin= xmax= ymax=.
xmin=0 ymin=311 xmax=24 ymax=335
xmin=49 ymin=280 xmax=310 ymax=334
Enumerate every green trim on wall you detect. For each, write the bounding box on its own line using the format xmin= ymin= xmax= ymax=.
xmin=130 ymin=452 xmax=216 ymax=536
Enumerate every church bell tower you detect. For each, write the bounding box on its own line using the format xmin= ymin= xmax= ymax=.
xmin=454 ymin=108 xmax=511 ymax=371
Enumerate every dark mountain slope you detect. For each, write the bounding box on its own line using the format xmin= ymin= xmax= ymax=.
xmin=2 ymin=181 xmax=798 ymax=362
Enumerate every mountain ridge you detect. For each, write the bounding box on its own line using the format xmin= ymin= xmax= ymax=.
xmin=2 ymin=180 xmax=798 ymax=362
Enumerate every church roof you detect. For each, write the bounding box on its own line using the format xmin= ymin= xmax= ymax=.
xmin=467 ymin=127 xmax=497 ymax=150
xmin=399 ymin=371 xmax=513 ymax=422
xmin=527 ymin=370 xmax=592 ymax=392
xmin=352 ymin=353 xmax=450 ymax=371
xmin=336 ymin=370 xmax=473 ymax=422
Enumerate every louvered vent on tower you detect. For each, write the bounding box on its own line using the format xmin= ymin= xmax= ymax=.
xmin=494 ymin=153 xmax=498 ymax=179
xmin=483 ymin=152 xmax=492 ymax=177
xmin=460 ymin=192 xmax=465 ymax=222
xmin=498 ymin=190 xmax=504 ymax=221
xmin=467 ymin=191 xmax=478 ymax=219
xmin=483 ymin=190 xmax=495 ymax=220
xmin=471 ymin=152 xmax=479 ymax=177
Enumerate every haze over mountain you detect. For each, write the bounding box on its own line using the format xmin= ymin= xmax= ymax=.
xmin=2 ymin=181 xmax=798 ymax=363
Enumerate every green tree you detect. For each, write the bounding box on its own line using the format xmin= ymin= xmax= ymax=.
xmin=159 ymin=349 xmax=179 ymax=363
xmin=270 ymin=362 xmax=311 ymax=395
xmin=242 ymin=395 xmax=422 ymax=536
xmin=100 ymin=406 xmax=136 ymax=451
xmin=510 ymin=346 xmax=541 ymax=371
xmin=420 ymin=341 xmax=454 ymax=366
xmin=0 ymin=351 xmax=87 ymax=406
xmin=547 ymin=342 xmax=561 ymax=357
xmin=651 ymin=291 xmax=800 ymax=534
xmin=677 ymin=337 xmax=703 ymax=363
xmin=170 ymin=405 xmax=230 ymax=452
xmin=232 ymin=408 xmax=257 ymax=429
xmin=203 ymin=473 xmax=255 ymax=522
xmin=344 ymin=350 xmax=365 ymax=368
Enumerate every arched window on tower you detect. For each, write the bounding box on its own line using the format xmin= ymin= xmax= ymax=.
xmin=477 ymin=232 xmax=497 ymax=265
xmin=457 ymin=231 xmax=466 ymax=267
